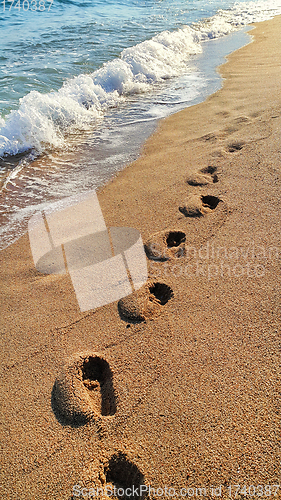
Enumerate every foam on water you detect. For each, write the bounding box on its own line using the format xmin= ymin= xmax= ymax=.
xmin=1 ymin=0 xmax=281 ymax=159
xmin=196 ymin=0 xmax=281 ymax=38
xmin=0 ymin=27 xmax=202 ymax=157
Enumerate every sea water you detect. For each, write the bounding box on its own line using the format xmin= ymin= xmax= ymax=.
xmin=0 ymin=0 xmax=281 ymax=248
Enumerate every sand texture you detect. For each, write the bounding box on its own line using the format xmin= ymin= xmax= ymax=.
xmin=0 ymin=16 xmax=280 ymax=500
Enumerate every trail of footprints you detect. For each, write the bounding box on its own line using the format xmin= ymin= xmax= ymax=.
xmin=52 ymin=159 xmax=228 ymax=498
xmin=53 ymin=114 xmax=270 ymax=494
xmin=53 ymin=353 xmax=146 ymax=499
xmin=118 ymin=163 xmax=228 ymax=322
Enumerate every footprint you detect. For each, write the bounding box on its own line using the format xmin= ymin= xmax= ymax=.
xmin=179 ymin=194 xmax=221 ymax=217
xmin=250 ymin=111 xmax=262 ymax=118
xmin=233 ymin=116 xmax=250 ymax=125
xmin=223 ymin=116 xmax=250 ymax=134
xmin=199 ymin=132 xmax=217 ymax=143
xmin=52 ymin=352 xmax=117 ymax=426
xmin=75 ymin=452 xmax=147 ymax=500
xmin=118 ymin=281 xmax=174 ymax=323
xmin=227 ymin=141 xmax=245 ymax=153
xmin=104 ymin=452 xmax=146 ymax=499
xmin=186 ymin=166 xmax=218 ymax=186
xmin=145 ymin=230 xmax=186 ymax=261
xmin=216 ymin=111 xmax=230 ymax=118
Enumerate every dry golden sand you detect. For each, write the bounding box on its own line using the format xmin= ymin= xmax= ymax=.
xmin=0 ymin=16 xmax=280 ymax=500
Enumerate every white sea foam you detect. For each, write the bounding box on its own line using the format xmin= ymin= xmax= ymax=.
xmin=0 ymin=0 xmax=280 ymax=158
xmin=196 ymin=0 xmax=281 ymax=38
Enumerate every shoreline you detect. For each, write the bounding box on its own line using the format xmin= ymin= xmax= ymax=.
xmin=0 ymin=15 xmax=280 ymax=500
xmin=0 ymin=27 xmax=251 ymax=253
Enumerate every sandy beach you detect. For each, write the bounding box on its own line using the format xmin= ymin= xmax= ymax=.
xmin=0 ymin=15 xmax=280 ymax=500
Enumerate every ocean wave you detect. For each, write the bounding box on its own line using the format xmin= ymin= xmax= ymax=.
xmin=1 ymin=0 xmax=281 ymax=158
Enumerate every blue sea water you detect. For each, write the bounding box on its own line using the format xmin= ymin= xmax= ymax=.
xmin=0 ymin=0 xmax=281 ymax=248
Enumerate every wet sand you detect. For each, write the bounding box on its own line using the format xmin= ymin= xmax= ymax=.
xmin=0 ymin=16 xmax=280 ymax=500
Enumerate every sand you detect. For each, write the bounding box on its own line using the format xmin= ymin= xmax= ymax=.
xmin=0 ymin=15 xmax=280 ymax=500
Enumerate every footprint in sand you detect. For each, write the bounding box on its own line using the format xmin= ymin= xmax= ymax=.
xmin=118 ymin=281 xmax=174 ymax=323
xmin=186 ymin=166 xmax=219 ymax=186
xmin=52 ymin=352 xmax=117 ymax=426
xmin=179 ymin=194 xmax=221 ymax=217
xmin=53 ymin=355 xmax=147 ymax=498
xmin=227 ymin=141 xmax=245 ymax=153
xmin=199 ymin=132 xmax=218 ymax=143
xmin=104 ymin=452 xmax=146 ymax=498
xmin=145 ymin=229 xmax=186 ymax=261
xmin=73 ymin=451 xmax=147 ymax=500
